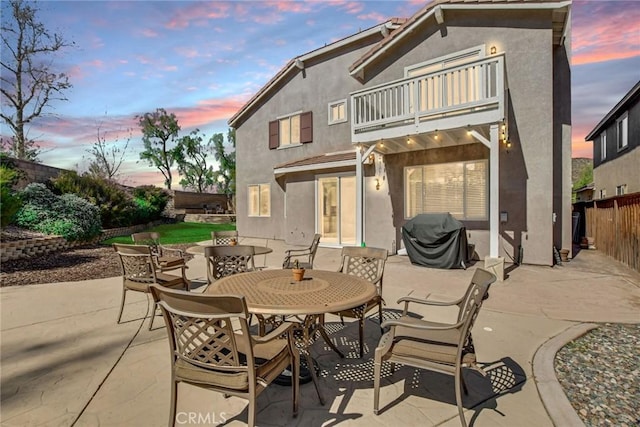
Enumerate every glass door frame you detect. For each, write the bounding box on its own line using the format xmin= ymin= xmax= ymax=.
xmin=315 ymin=172 xmax=356 ymax=247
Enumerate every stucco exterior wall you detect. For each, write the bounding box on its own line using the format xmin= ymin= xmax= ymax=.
xmin=594 ymin=147 xmax=640 ymax=197
xmin=234 ymin=9 xmax=566 ymax=265
xmin=235 ymin=36 xmax=382 ymax=242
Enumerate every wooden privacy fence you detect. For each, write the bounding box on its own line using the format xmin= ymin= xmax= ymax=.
xmin=584 ymin=193 xmax=640 ymax=272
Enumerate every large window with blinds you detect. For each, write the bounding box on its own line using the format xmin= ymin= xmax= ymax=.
xmin=404 ymin=160 xmax=488 ymax=220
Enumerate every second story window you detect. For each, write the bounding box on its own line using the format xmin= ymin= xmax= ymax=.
xmin=616 ymin=112 xmax=628 ymax=151
xmin=616 ymin=184 xmax=627 ymax=196
xmin=269 ymin=111 xmax=313 ymax=149
xmin=328 ymin=100 xmax=347 ymax=124
xmin=600 ymin=132 xmax=607 ymax=161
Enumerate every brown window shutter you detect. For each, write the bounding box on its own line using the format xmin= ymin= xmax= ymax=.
xmin=300 ymin=111 xmax=313 ymax=143
xmin=268 ymin=120 xmax=279 ymax=149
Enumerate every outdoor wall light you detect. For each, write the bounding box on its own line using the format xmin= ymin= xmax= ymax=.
xmin=490 ymin=46 xmax=497 ymax=54
xmin=375 ymin=178 xmax=381 ymax=191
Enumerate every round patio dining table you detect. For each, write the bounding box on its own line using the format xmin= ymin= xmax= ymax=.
xmin=185 ymin=244 xmax=273 ymax=256
xmin=205 ymin=268 xmax=376 ymax=405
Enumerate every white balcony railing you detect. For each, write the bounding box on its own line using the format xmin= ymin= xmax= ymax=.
xmin=351 ymin=55 xmax=505 ymax=141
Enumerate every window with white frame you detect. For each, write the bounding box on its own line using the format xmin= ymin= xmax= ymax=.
xmin=279 ymin=114 xmax=300 ymax=146
xmin=404 ymin=160 xmax=488 ymax=220
xmin=328 ymin=100 xmax=347 ymax=125
xmin=616 ymin=184 xmax=627 ymax=196
xmin=600 ymin=132 xmax=607 ymax=160
xmin=616 ymin=112 xmax=628 ymax=151
xmin=599 ymin=188 xmax=606 ymax=199
xmin=269 ymin=111 xmax=312 ymax=149
xmin=248 ymin=184 xmax=270 ymax=217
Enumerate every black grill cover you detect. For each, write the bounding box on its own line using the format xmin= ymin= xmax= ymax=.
xmin=402 ymin=213 xmax=469 ymax=269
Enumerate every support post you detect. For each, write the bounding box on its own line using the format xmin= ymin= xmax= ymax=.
xmin=355 ymin=147 xmax=364 ymax=246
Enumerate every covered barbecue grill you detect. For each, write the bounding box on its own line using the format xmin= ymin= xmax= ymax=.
xmin=401 ymin=213 xmax=470 ymax=269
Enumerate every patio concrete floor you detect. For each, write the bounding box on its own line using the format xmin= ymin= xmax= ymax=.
xmin=1 ymin=238 xmax=639 ymax=426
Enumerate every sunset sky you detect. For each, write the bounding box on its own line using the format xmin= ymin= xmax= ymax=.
xmin=2 ymin=0 xmax=639 ymax=188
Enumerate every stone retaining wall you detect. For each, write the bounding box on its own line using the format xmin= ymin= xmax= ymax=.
xmin=0 ymin=221 xmax=165 ymax=263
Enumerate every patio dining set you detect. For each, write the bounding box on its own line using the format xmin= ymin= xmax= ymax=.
xmin=112 ymin=231 xmax=496 ymax=427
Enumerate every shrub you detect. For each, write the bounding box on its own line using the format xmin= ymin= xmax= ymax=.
xmin=14 ymin=183 xmax=101 ymax=241
xmin=132 ymin=185 xmax=170 ymax=223
xmin=52 ymin=171 xmax=137 ymax=228
xmin=0 ymin=165 xmax=22 ymax=227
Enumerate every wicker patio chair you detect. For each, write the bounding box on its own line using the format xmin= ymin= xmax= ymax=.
xmin=211 ymin=230 xmax=239 ymax=246
xmin=131 ymin=232 xmax=187 ymax=273
xmin=150 ymin=285 xmax=299 ymax=427
xmin=113 ymin=243 xmax=190 ymax=330
xmin=373 ymin=268 xmax=497 ymax=427
xmin=282 ymin=233 xmax=321 ymax=269
xmin=329 ymin=246 xmax=388 ymax=358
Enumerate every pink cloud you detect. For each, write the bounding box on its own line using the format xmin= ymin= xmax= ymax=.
xmin=139 ymin=28 xmax=159 ymax=38
xmin=572 ymin=2 xmax=640 ymax=66
xmin=165 ymin=3 xmax=231 ymax=29
xmin=262 ymin=1 xmax=314 ymax=13
xmin=357 ymin=12 xmax=386 ymax=22
xmin=173 ymin=96 xmax=249 ymax=129
xmin=326 ymin=1 xmax=365 ymax=15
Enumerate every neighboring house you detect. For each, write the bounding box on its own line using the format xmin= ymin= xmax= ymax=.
xmin=574 ymin=184 xmax=594 ymax=203
xmin=585 ymin=80 xmax=640 ymax=200
xmin=229 ymin=0 xmax=572 ymax=266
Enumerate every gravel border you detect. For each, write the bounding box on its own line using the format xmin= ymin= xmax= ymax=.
xmin=554 ymin=323 xmax=640 ymax=427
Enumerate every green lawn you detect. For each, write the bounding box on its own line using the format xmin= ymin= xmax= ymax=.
xmin=102 ymin=222 xmax=236 ymax=245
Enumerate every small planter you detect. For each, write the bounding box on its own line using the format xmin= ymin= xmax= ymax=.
xmin=559 ymin=249 xmax=570 ymax=262
xmin=292 ymin=268 xmax=305 ymax=281
xmin=230 ymin=239 xmax=237 ymax=246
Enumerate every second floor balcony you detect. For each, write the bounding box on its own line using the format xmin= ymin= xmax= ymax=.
xmin=350 ymin=55 xmax=505 ymax=143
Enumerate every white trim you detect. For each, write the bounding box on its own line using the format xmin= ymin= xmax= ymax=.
xmin=404 ymin=44 xmax=485 ymax=77
xmin=600 ymin=132 xmax=607 ymax=161
xmin=616 ymin=111 xmax=629 ymax=151
xmin=247 ymin=183 xmax=271 ymax=217
xmin=274 ymin=159 xmax=356 ymax=176
xmin=328 ymin=99 xmax=348 ymax=125
xmin=489 ymin=124 xmax=499 ymax=258
xmin=276 ymin=110 xmax=303 ymax=120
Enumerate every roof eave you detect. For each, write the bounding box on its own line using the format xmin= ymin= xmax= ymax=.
xmin=228 ymin=19 xmax=403 ymax=129
xmin=585 ymin=80 xmax=640 ymax=141
xmin=349 ymin=1 xmax=572 ymax=79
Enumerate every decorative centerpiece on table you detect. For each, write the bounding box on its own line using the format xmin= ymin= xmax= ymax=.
xmin=292 ymin=259 xmax=305 ymax=281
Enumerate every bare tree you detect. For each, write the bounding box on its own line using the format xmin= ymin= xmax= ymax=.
xmin=0 ymin=0 xmax=73 ymax=160
xmin=85 ymin=118 xmax=131 ymax=181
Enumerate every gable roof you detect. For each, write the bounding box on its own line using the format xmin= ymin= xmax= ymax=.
xmin=227 ymin=18 xmax=405 ymax=129
xmin=349 ymin=0 xmax=571 ymax=79
xmin=585 ymin=80 xmax=640 ymax=141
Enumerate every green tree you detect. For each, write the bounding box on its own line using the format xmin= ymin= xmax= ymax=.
xmin=174 ymin=129 xmax=216 ymax=193
xmin=137 ymin=108 xmax=180 ymax=189
xmin=0 ymin=0 xmax=73 ymax=160
xmin=212 ymin=128 xmax=236 ymax=211
xmin=573 ymin=163 xmax=593 ymax=191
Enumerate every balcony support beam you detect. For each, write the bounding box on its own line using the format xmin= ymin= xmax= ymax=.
xmin=488 ymin=124 xmax=500 ymax=258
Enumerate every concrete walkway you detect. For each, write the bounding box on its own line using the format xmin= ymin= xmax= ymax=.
xmin=1 ymin=240 xmax=639 ymax=426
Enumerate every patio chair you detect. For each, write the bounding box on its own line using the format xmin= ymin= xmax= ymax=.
xmin=131 ymin=232 xmax=187 ymax=273
xmin=373 ymin=268 xmax=497 ymax=427
xmin=282 ymin=233 xmax=321 ymax=269
xmin=150 ymin=285 xmax=299 ymax=427
xmin=211 ymin=230 xmax=239 ymax=245
xmin=329 ymin=246 xmax=388 ymax=358
xmin=204 ymin=245 xmax=255 ymax=286
xmin=113 ymin=243 xmax=190 ymax=330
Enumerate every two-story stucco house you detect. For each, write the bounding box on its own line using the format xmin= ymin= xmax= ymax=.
xmin=585 ymin=80 xmax=639 ymax=199
xmin=229 ymin=0 xmax=572 ymax=266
